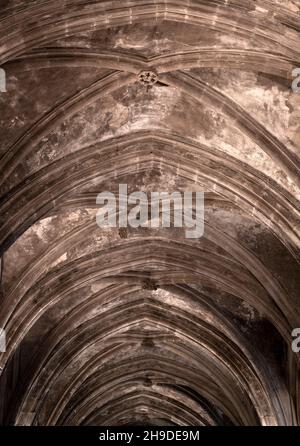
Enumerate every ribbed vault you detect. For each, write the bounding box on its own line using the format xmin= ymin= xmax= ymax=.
xmin=0 ymin=0 xmax=299 ymax=426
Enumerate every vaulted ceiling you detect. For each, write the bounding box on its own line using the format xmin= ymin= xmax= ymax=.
xmin=0 ymin=0 xmax=300 ymax=426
